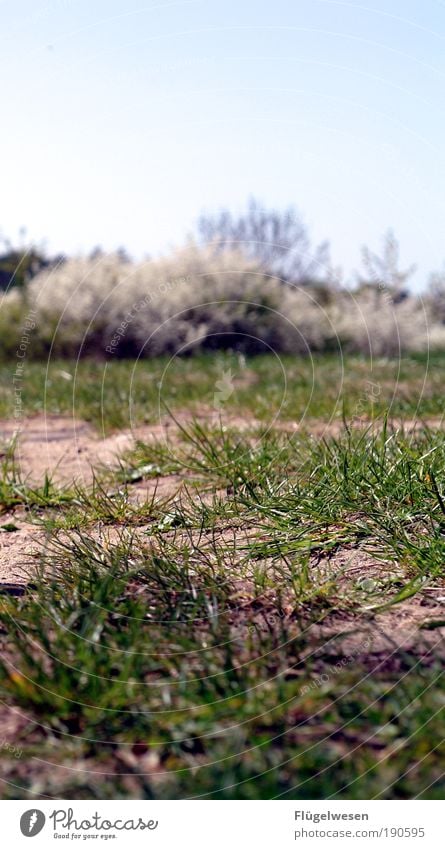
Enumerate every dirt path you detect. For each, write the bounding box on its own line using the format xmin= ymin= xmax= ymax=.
xmin=0 ymin=414 xmax=444 ymax=659
xmin=0 ymin=415 xmax=168 ymax=485
xmin=0 ymin=415 xmax=180 ymax=584
xmin=2 ymin=412 xmax=442 ymax=486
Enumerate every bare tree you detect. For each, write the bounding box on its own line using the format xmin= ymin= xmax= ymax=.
xmin=196 ymin=197 xmax=329 ymax=285
xmin=357 ymin=230 xmax=416 ymax=302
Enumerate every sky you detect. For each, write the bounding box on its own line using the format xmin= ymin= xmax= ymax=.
xmin=2 ymin=0 xmax=445 ymax=289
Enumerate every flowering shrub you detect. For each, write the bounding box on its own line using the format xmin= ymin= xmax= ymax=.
xmin=0 ymin=245 xmax=444 ymax=358
xmin=329 ymin=288 xmax=436 ymax=357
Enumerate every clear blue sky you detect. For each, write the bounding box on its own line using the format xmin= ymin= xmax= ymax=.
xmin=2 ymin=0 xmax=445 ymax=288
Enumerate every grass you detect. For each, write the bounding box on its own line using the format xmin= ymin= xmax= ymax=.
xmin=0 ymin=350 xmax=444 ymax=431
xmin=0 ymin=354 xmax=444 ymax=799
xmin=1 ymin=523 xmax=444 ymax=800
xmin=0 ymin=442 xmax=75 ymax=515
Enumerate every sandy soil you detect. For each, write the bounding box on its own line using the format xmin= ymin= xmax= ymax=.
xmin=1 ymin=412 xmax=441 ymax=485
xmin=310 ymin=547 xmax=445 ymax=659
xmin=0 ymin=415 xmax=164 ymax=485
xmin=0 ymin=414 xmax=182 ymax=583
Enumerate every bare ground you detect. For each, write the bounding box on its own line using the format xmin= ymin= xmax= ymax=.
xmin=309 ymin=548 xmax=445 ymax=660
xmin=0 ymin=415 xmax=164 ymax=485
xmin=2 ymin=411 xmax=442 ymax=484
